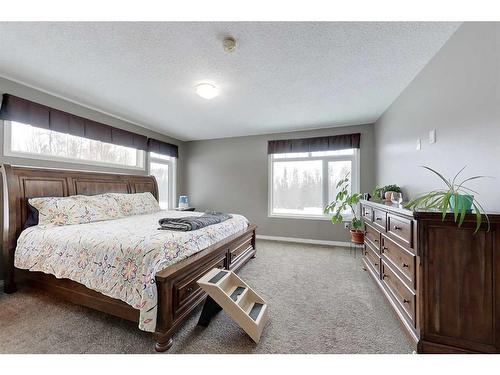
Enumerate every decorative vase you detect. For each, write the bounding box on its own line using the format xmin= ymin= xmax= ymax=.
xmin=384 ymin=191 xmax=394 ymax=201
xmin=391 ymin=192 xmax=403 ymax=204
xmin=350 ymin=229 xmax=365 ymax=244
xmin=450 ymin=194 xmax=474 ymax=213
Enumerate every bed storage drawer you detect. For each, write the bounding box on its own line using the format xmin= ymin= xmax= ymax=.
xmin=229 ymin=235 xmax=253 ymax=262
xmin=228 ymin=232 xmax=254 ymax=269
xmin=173 ymin=253 xmax=226 ymax=317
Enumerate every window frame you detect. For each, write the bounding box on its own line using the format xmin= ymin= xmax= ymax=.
xmin=148 ymin=152 xmax=177 ymax=210
xmin=3 ymin=120 xmax=145 ymax=171
xmin=268 ymin=149 xmax=360 ymax=220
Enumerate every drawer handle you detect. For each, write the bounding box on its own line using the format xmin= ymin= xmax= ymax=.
xmin=374 ymin=263 xmax=378 ymax=266
xmin=187 ymin=287 xmax=193 ymax=293
xmin=402 ymin=263 xmax=409 ymax=268
xmin=382 ymin=246 xmax=388 ymax=252
xmin=375 ymin=217 xmax=382 ymax=221
xmin=374 ymin=239 xmax=379 ymax=243
xmin=403 ymin=299 xmax=410 ymax=304
xmin=382 ymin=274 xmax=388 ymax=279
xmin=393 ymin=225 xmax=402 ymax=230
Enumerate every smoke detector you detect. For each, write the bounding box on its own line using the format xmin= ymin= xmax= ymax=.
xmin=223 ymin=37 xmax=237 ymax=53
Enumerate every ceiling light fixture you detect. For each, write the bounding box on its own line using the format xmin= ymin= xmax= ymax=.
xmin=195 ymin=83 xmax=219 ymax=99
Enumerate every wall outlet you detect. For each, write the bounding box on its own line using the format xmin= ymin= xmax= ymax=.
xmin=344 ymin=222 xmax=350 ymax=229
xmin=416 ymin=139 xmax=421 ymax=150
xmin=429 ymin=129 xmax=436 ymax=144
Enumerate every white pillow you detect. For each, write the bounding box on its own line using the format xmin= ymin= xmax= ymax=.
xmin=29 ymin=194 xmax=123 ymax=227
xmin=29 ymin=192 xmax=160 ymax=227
xmin=106 ymin=192 xmax=161 ymax=217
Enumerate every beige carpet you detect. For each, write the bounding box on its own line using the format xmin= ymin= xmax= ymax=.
xmin=0 ymin=240 xmax=413 ymax=354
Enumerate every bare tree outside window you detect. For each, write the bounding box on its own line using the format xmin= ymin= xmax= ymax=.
xmin=9 ymin=121 xmax=140 ymax=167
xmin=270 ymin=150 xmax=358 ymax=218
xmin=149 ymin=152 xmax=175 ymax=210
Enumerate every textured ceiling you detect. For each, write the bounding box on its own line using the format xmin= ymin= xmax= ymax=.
xmin=0 ymin=22 xmax=460 ymax=141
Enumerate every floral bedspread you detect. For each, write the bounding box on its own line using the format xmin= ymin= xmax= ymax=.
xmin=15 ymin=210 xmax=249 ymax=332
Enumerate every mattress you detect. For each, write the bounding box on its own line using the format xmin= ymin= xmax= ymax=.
xmin=15 ymin=210 xmax=249 ymax=332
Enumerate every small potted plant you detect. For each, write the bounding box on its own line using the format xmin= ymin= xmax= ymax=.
xmin=382 ymin=184 xmax=402 ymax=201
xmin=372 ymin=184 xmax=402 ymax=201
xmin=324 ymin=173 xmax=364 ymax=244
xmin=405 ymin=166 xmax=490 ymax=233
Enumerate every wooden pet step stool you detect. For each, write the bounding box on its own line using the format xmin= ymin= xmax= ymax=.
xmin=197 ymin=268 xmax=269 ymax=343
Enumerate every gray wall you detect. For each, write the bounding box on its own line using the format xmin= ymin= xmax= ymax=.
xmin=374 ymin=22 xmax=500 ymax=211
xmin=0 ymin=76 xmax=186 ymax=279
xmin=184 ymin=124 xmax=375 ymax=242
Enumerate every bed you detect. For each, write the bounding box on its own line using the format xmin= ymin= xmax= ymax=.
xmin=1 ymin=164 xmax=257 ymax=352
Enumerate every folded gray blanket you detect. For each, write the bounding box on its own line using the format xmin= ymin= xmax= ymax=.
xmin=158 ymin=211 xmax=232 ymax=231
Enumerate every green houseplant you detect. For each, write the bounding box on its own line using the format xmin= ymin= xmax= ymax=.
xmin=372 ymin=185 xmax=384 ymax=200
xmin=405 ymin=166 xmax=490 ymax=233
xmin=324 ymin=173 xmax=364 ymax=244
xmin=372 ymin=184 xmax=402 ymax=201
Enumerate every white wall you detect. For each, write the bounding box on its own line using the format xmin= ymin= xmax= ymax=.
xmin=184 ymin=124 xmax=375 ymax=242
xmin=374 ymin=22 xmax=500 ymax=211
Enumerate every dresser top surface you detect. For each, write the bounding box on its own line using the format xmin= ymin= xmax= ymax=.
xmin=360 ymin=199 xmax=500 ymax=223
xmin=360 ymin=199 xmax=415 ymax=217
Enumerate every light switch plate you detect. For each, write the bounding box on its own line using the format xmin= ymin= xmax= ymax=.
xmin=416 ymin=139 xmax=421 ymax=150
xmin=429 ymin=129 xmax=436 ymax=144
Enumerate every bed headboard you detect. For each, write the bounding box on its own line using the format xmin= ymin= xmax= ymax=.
xmin=1 ymin=163 xmax=158 ymax=293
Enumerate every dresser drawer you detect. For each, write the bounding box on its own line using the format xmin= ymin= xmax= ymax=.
xmin=381 ymin=260 xmax=416 ymax=325
xmin=387 ymin=214 xmax=414 ymax=250
xmin=362 ymin=205 xmax=373 ymax=222
xmin=372 ymin=209 xmax=387 ymax=231
xmin=381 ymin=235 xmax=415 ymax=288
xmin=364 ymin=241 xmax=381 ymax=276
xmin=365 ymin=223 xmax=381 ymax=250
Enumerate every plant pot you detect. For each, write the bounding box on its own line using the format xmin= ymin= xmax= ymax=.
xmin=450 ymin=194 xmax=474 ymax=213
xmin=350 ymin=229 xmax=365 ymax=244
xmin=384 ymin=191 xmax=394 ymax=201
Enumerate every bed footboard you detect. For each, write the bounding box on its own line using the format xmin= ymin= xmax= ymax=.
xmin=153 ymin=224 xmax=257 ymax=351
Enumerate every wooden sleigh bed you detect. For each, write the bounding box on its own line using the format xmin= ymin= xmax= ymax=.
xmin=1 ymin=164 xmax=257 ymax=352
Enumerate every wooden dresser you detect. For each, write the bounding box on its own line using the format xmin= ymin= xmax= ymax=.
xmin=360 ymin=199 xmax=500 ymax=353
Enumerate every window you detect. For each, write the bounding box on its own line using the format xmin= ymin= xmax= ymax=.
xmin=269 ymin=149 xmax=359 ymax=219
xmin=149 ymin=152 xmax=176 ymax=210
xmin=4 ymin=121 xmax=144 ymax=169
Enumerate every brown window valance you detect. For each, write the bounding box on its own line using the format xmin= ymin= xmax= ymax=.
xmin=0 ymin=94 xmax=159 ymax=153
xmin=267 ymin=133 xmax=360 ymax=155
xmin=147 ymin=138 xmax=179 ymax=158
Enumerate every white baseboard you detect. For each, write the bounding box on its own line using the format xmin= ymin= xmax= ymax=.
xmin=256 ymin=234 xmax=350 ymax=248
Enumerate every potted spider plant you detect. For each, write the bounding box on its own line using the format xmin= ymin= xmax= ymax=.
xmin=405 ymin=166 xmax=490 ymax=233
xmin=324 ymin=173 xmax=364 ymax=244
